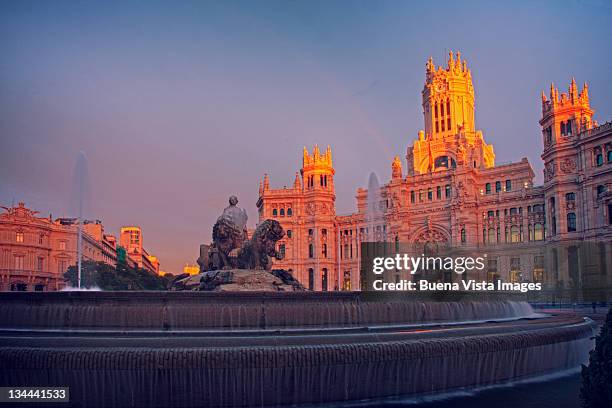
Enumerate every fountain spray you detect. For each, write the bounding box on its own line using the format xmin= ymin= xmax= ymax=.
xmin=72 ymin=151 xmax=90 ymax=289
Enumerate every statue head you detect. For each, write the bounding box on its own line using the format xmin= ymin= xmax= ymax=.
xmin=229 ymin=196 xmax=238 ymax=206
xmin=253 ymin=219 xmax=285 ymax=256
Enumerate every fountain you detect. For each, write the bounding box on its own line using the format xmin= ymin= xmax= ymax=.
xmin=0 ymin=195 xmax=597 ymax=407
xmin=71 ymin=151 xmax=91 ymax=289
xmin=0 ymin=292 xmax=595 ymax=407
xmin=366 ymin=172 xmax=383 ymax=242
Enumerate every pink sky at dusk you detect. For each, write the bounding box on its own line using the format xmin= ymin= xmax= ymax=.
xmin=1 ymin=0 xmax=611 ymax=273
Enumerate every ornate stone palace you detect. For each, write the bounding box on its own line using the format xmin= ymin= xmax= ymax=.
xmin=258 ymin=52 xmax=612 ymax=292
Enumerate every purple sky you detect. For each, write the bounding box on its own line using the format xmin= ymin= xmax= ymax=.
xmin=1 ymin=0 xmax=611 ymax=274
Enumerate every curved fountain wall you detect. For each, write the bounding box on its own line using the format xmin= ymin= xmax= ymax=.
xmin=0 ymin=292 xmax=595 ymax=407
xmin=0 ymin=291 xmax=534 ymax=329
xmin=0 ymin=324 xmax=593 ymax=407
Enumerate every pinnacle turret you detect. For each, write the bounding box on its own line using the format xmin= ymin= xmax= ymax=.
xmin=294 ymin=172 xmax=301 ymax=189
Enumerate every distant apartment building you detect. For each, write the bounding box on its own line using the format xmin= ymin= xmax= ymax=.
xmin=0 ymin=203 xmax=160 ymax=291
xmin=119 ymin=226 xmax=160 ymax=275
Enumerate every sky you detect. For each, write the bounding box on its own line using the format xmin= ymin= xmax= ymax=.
xmin=1 ymin=0 xmax=611 ymax=274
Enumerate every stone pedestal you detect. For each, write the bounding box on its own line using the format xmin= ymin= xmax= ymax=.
xmin=172 ymin=269 xmax=304 ymax=292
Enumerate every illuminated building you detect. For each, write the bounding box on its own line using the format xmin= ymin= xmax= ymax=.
xmin=259 ymin=52 xmax=612 ymax=291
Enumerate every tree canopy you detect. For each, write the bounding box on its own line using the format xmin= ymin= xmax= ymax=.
xmin=64 ymin=260 xmax=171 ymax=290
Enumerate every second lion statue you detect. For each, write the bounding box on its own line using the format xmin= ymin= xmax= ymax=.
xmin=236 ymin=219 xmax=285 ymax=270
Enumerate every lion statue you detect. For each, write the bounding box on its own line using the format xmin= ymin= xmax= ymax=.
xmin=205 ymin=217 xmax=284 ymax=271
xmin=206 ymin=216 xmax=246 ymax=270
xmin=237 ymin=219 xmax=285 ymax=270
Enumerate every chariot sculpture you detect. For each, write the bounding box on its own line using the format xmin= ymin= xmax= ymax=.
xmin=200 ymin=196 xmax=285 ymax=271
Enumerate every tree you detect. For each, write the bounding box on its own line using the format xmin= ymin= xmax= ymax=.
xmin=64 ymin=261 xmax=169 ymax=290
xmin=581 ymin=306 xmax=612 ymax=407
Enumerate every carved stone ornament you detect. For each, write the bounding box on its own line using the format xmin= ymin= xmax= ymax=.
xmin=560 ymin=157 xmax=577 ymax=174
xmin=415 ymin=229 xmax=447 ymax=244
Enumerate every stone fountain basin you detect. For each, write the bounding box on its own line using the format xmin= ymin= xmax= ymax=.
xmin=0 ymin=291 xmax=536 ymax=330
xmin=0 ymin=292 xmax=596 ymax=407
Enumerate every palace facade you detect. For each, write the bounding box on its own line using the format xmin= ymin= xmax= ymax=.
xmin=258 ymin=52 xmax=612 ymax=292
xmin=0 ymin=203 xmax=160 ymax=291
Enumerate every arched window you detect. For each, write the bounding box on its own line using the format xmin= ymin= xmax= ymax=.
xmin=488 ymin=229 xmax=496 ymax=244
xmin=528 ymin=224 xmax=533 ymax=241
xmin=495 ymin=181 xmax=502 ymax=193
xmin=287 ymin=208 xmax=292 ymax=216
xmin=308 ymin=268 xmax=314 ymax=290
xmin=567 ymin=213 xmax=576 ymax=232
xmin=485 ymin=183 xmax=491 ymax=194
xmin=321 ymin=268 xmax=328 ymax=292
xmin=272 ymin=208 xmax=278 ymax=217
xmin=544 ymin=126 xmax=552 ymax=144
xmin=597 ymin=185 xmax=606 ymax=196
xmin=550 ymin=197 xmax=557 ymax=235
xmin=595 ymin=148 xmax=603 ymax=166
xmin=460 ymin=228 xmax=466 ymax=243
xmin=343 ymin=270 xmax=351 ymax=291
xmin=534 ymin=223 xmax=544 ymax=241
xmin=511 ymin=226 xmax=520 ymax=243
xmin=434 ymin=156 xmax=456 ymax=169
xmin=280 ymin=208 xmax=285 ymax=216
